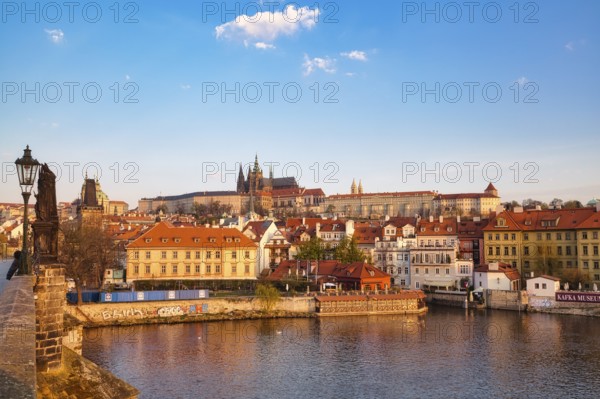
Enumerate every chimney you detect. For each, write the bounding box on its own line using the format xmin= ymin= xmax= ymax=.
xmin=316 ymin=223 xmax=321 ymax=234
xmin=439 ymin=215 xmax=443 ymax=223
xmin=473 ymin=216 xmax=481 ymax=222
xmin=457 ymin=215 xmax=461 ymax=223
xmin=514 ymin=206 xmax=524 ymax=214
xmin=429 ymin=215 xmax=433 ymax=223
xmin=596 ymin=202 xmax=600 ymax=213
xmin=302 ymin=217 xmax=306 ymax=226
xmin=385 ymin=215 xmax=390 ymax=222
xmin=535 ymin=205 xmax=542 ymax=211
xmin=489 ymin=262 xmax=499 ymax=271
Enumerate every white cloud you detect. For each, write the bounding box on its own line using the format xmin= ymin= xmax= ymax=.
xmin=216 ymin=5 xmax=319 ymax=47
xmin=303 ymin=54 xmax=336 ymax=76
xmin=515 ymin=76 xmax=528 ymax=86
xmin=51 ymin=122 xmax=59 ymax=129
xmin=125 ymin=75 xmax=131 ymax=81
xmin=565 ymin=41 xmax=575 ymax=51
xmin=180 ymin=84 xmax=192 ymax=90
xmin=345 ymin=72 xmax=356 ymax=77
xmin=255 ymin=42 xmax=276 ymax=50
xmin=341 ymin=50 xmax=368 ymax=62
xmin=44 ymin=29 xmax=64 ymax=44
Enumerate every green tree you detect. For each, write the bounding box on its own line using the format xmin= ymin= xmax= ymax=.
xmin=563 ymin=200 xmax=583 ymax=209
xmin=295 ymin=237 xmax=326 ymax=261
xmin=255 ymin=283 xmax=280 ymax=312
xmin=334 ymin=236 xmax=367 ymax=264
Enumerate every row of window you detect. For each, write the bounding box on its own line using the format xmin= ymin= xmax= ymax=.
xmin=377 ymin=254 xmax=410 ymax=262
xmin=131 ymin=263 xmax=251 ymax=275
xmin=413 ymin=265 xmax=470 ymax=275
xmin=488 ymin=231 xmax=599 ymax=241
xmin=132 ymin=250 xmax=252 ymax=261
xmin=522 ymin=260 xmax=600 ymax=269
xmin=488 ymin=245 xmax=599 ymax=257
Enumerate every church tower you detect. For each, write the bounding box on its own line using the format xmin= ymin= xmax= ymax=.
xmin=358 ymin=180 xmax=364 ymax=194
xmin=351 ymin=179 xmax=357 ymax=194
xmin=484 ymin=183 xmax=499 ymax=197
xmin=237 ymin=163 xmax=245 ymax=193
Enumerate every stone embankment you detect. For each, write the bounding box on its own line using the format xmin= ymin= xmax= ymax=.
xmin=66 ymin=296 xmax=316 ymax=327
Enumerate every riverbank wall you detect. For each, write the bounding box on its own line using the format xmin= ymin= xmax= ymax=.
xmin=427 ymin=289 xmax=527 ymax=311
xmin=66 ymin=296 xmax=316 ymax=327
xmin=528 ymin=296 xmax=600 ymax=317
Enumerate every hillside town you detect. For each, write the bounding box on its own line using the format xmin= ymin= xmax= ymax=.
xmin=3 ymin=155 xmax=599 ymax=299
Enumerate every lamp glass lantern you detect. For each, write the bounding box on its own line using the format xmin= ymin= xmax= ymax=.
xmin=15 ymin=145 xmax=40 ymax=275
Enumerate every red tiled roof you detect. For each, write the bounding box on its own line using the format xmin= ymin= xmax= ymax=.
xmin=304 ymin=188 xmax=325 ymax=196
xmin=484 ymin=208 xmax=597 ymax=231
xmin=475 ymin=262 xmax=521 ymax=281
xmin=127 ymin=221 xmax=257 ymax=249
xmin=417 ymin=218 xmax=458 ymax=236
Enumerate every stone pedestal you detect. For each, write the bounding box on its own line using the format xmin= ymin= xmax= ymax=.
xmin=35 ymin=265 xmax=65 ymax=372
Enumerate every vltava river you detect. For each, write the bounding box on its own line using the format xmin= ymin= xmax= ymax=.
xmin=83 ymin=307 xmax=600 ymax=399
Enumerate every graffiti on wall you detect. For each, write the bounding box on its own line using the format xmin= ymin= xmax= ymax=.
xmin=102 ymin=308 xmax=145 ymax=320
xmin=157 ymin=306 xmax=185 ymax=317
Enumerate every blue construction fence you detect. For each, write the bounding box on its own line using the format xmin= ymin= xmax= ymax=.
xmin=67 ymin=289 xmax=209 ymax=304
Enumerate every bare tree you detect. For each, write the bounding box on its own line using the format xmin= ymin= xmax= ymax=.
xmin=59 ymin=221 xmax=116 ymax=304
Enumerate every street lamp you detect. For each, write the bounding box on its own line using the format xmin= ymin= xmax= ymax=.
xmin=15 ymin=145 xmax=40 ymax=275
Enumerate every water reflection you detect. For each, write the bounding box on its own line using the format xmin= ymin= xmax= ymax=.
xmin=84 ymin=308 xmax=600 ymax=399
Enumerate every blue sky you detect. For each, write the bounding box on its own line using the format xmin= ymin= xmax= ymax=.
xmin=1 ymin=0 xmax=599 ymax=207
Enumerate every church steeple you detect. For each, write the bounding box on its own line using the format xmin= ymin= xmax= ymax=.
xmin=351 ymin=179 xmax=357 ymax=194
xmin=358 ymin=180 xmax=364 ymax=194
xmin=237 ymin=163 xmax=245 ymax=193
xmin=253 ymin=154 xmax=261 ymax=173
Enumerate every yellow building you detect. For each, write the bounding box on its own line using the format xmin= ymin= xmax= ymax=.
xmin=484 ymin=207 xmax=600 ymax=288
xmin=126 ymin=221 xmax=258 ymax=282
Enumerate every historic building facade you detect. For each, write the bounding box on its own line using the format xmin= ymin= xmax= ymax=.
xmin=483 ymin=206 xmax=600 ymax=288
xmin=126 ymin=221 xmax=258 ymax=283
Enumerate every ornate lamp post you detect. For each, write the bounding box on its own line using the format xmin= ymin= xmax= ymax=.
xmin=15 ymin=145 xmax=40 ymax=275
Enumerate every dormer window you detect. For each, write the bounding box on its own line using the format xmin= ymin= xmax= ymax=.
xmin=145 ymin=238 xmax=152 ymax=243
xmin=193 ymin=238 xmax=200 ymax=243
xmin=497 ymin=218 xmax=505 ymax=227
xmin=174 ymin=238 xmax=181 ymax=243
xmin=434 ymin=227 xmax=439 ymax=232
xmin=226 ymin=238 xmax=232 ymax=243
xmin=234 ymin=238 xmax=240 ymax=243
xmin=209 ymin=237 xmax=216 ymax=243
xmin=447 ymin=227 xmax=452 ymax=232
xmin=161 ymin=238 xmax=168 ymax=243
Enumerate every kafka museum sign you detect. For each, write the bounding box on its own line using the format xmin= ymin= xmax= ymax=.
xmin=556 ymin=292 xmax=600 ymax=303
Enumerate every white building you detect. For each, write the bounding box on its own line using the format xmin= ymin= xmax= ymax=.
xmin=373 ymin=223 xmax=416 ymax=287
xmin=527 ymin=275 xmax=561 ymax=297
xmin=474 ymin=262 xmax=521 ymax=291
xmin=242 ymin=220 xmax=280 ymax=277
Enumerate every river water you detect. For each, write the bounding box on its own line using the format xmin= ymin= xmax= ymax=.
xmin=83 ymin=307 xmax=600 ymax=399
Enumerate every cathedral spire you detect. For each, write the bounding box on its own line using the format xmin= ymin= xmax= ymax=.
xmin=358 ymin=179 xmax=364 ymax=194
xmin=237 ymin=162 xmax=245 ymax=193
xmin=351 ymin=179 xmax=357 ymax=194
xmin=253 ymin=154 xmax=261 ymax=173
